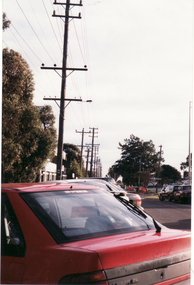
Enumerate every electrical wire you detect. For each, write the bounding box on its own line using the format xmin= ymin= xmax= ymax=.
xmin=4 ymin=0 xmax=100 ymax=162
xmin=42 ymin=0 xmax=62 ymax=53
xmin=15 ymin=0 xmax=56 ymax=63
xmin=2 ymin=40 xmax=9 ymax=48
xmin=10 ymin=22 xmax=42 ymax=63
xmin=6 ymin=27 xmax=41 ymax=74
xmin=5 ymin=22 xmax=60 ymax=100
xmin=28 ymin=0 xmax=59 ymax=63
xmin=70 ymin=11 xmax=91 ymax=127
xmin=72 ymin=14 xmax=85 ymax=63
xmin=50 ymin=0 xmax=64 ymax=40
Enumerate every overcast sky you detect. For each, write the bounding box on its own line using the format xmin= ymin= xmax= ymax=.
xmin=2 ymin=0 xmax=193 ymax=177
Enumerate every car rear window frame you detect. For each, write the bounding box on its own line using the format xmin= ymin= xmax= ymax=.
xmin=20 ymin=189 xmax=154 ymax=243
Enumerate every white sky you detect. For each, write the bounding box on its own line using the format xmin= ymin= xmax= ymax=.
xmin=2 ymin=0 xmax=193 ymax=177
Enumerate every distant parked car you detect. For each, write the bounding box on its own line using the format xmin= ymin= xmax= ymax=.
xmin=85 ymin=177 xmax=116 ymax=184
xmin=58 ymin=179 xmax=142 ymax=208
xmin=148 ymin=182 xmax=157 ymax=188
xmin=159 ymin=185 xmax=173 ymax=201
xmin=174 ymin=185 xmax=191 ymax=203
xmin=43 ymin=179 xmax=143 ymax=208
xmin=159 ymin=185 xmax=182 ymax=201
xmin=1 ymin=183 xmax=191 ymax=284
xmin=96 ymin=180 xmax=142 ymax=207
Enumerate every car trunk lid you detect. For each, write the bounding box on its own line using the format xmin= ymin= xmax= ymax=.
xmin=63 ymin=229 xmax=191 ymax=284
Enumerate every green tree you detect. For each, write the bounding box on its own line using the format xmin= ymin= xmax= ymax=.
xmin=62 ymin=143 xmax=85 ymax=178
xmin=110 ymin=135 xmax=162 ymax=185
xmin=2 ymin=48 xmax=57 ymax=182
xmin=39 ymin=105 xmax=56 ymax=131
xmin=108 ymin=166 xmax=120 ymax=181
xmin=38 ymin=105 xmax=57 ymax=159
xmin=160 ymin=164 xmax=181 ymax=184
xmin=66 ymin=159 xmax=82 ymax=179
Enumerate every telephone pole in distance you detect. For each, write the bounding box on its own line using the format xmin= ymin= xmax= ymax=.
xmin=76 ymin=128 xmax=91 ymax=173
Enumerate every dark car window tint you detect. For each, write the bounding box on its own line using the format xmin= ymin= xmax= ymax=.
xmin=21 ymin=189 xmax=155 ymax=243
xmin=182 ymin=186 xmax=191 ymax=191
xmin=1 ymin=193 xmax=26 ymax=257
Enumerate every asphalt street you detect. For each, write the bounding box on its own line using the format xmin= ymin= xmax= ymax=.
xmin=141 ymin=197 xmax=191 ymax=231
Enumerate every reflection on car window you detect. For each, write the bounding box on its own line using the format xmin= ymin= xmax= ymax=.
xmin=21 ymin=190 xmax=154 ymax=243
xmin=1 ymin=193 xmax=26 ymax=257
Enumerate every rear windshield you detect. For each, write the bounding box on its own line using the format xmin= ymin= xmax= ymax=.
xmin=21 ymin=189 xmax=154 ymax=243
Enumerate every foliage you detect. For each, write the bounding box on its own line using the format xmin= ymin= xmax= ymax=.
xmin=180 ymin=154 xmax=192 ymax=171
xmin=2 ymin=48 xmax=57 ymax=182
xmin=39 ymin=105 xmax=56 ymax=131
xmin=160 ymin=164 xmax=181 ymax=184
xmin=62 ymin=143 xmax=85 ymax=178
xmin=66 ymin=159 xmax=82 ymax=179
xmin=3 ymin=13 xmax=11 ymax=31
xmin=139 ymin=171 xmax=152 ymax=187
xmin=108 ymin=166 xmax=120 ymax=181
xmin=38 ymin=105 xmax=57 ymax=159
xmin=109 ymin=134 xmax=163 ymax=186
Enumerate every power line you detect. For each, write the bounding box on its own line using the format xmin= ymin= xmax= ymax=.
xmin=28 ymin=0 xmax=59 ymax=63
xmin=10 ymin=22 xmax=42 ymax=63
xmin=4 ymin=15 xmax=60 ymax=98
xmin=41 ymin=0 xmax=62 ymax=53
xmin=16 ymin=0 xmax=55 ymax=63
xmin=72 ymin=14 xmax=85 ymax=62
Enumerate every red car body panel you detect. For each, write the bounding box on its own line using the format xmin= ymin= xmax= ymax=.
xmin=153 ymin=274 xmax=190 ymax=285
xmin=2 ymin=186 xmax=104 ymax=284
xmin=1 ymin=183 xmax=191 ymax=284
xmin=65 ymin=229 xmax=190 ymax=269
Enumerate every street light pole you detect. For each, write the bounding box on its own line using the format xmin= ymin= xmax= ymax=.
xmin=156 ymin=145 xmax=162 ymax=193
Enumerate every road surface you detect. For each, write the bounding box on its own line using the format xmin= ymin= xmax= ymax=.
xmin=142 ymin=197 xmax=191 ymax=231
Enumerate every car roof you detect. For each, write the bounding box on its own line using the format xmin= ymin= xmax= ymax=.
xmin=87 ymin=177 xmax=116 ymax=183
xmin=42 ymin=179 xmax=115 ymax=188
xmin=53 ymin=179 xmax=127 ymax=193
xmin=1 ymin=183 xmax=104 ymax=193
xmin=57 ymin=178 xmax=108 ymax=184
xmin=62 ymin=178 xmax=119 ymax=187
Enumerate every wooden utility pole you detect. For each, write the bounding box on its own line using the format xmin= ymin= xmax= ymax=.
xmin=56 ymin=0 xmax=70 ymax=180
xmin=93 ymin=145 xmax=99 ymax=177
xmin=76 ymin=128 xmax=91 ymax=173
xmin=41 ymin=0 xmax=87 ymax=180
xmin=95 ymin=157 xmax=101 ymax=177
xmin=85 ymin=148 xmax=90 ymax=177
xmin=89 ymin=127 xmax=98 ymax=177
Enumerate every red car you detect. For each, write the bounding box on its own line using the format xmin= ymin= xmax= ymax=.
xmin=174 ymin=185 xmax=191 ymax=204
xmin=1 ymin=183 xmax=191 ymax=284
